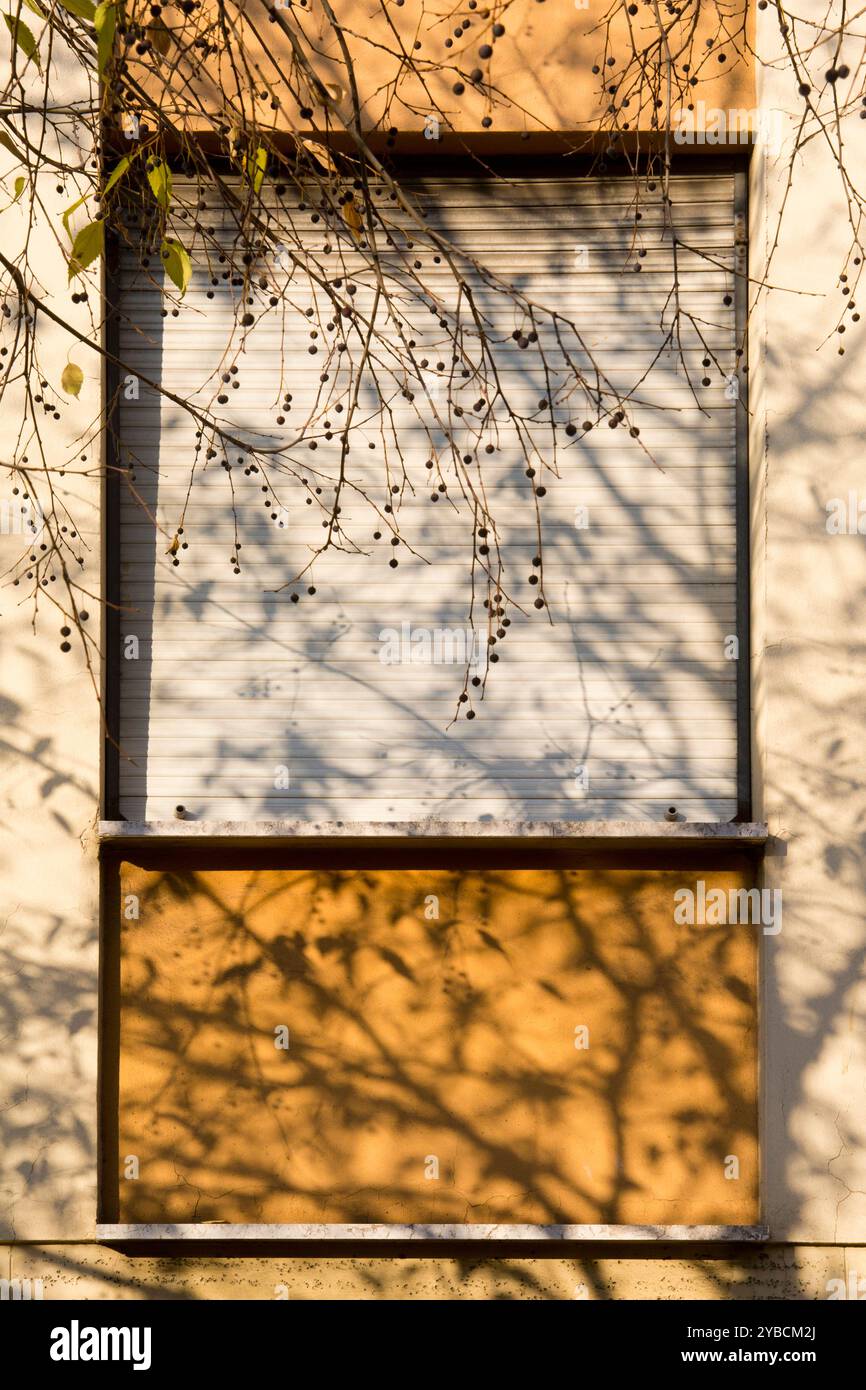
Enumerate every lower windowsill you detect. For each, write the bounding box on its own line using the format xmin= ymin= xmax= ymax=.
xmin=96 ymin=1223 xmax=770 ymax=1243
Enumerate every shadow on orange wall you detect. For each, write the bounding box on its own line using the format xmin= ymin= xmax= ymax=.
xmin=109 ymin=861 xmax=758 ymax=1227
xmin=130 ymin=0 xmax=753 ymax=140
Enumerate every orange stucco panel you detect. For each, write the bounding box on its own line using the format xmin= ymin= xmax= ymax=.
xmin=131 ymin=1 xmax=753 ymax=137
xmin=115 ymin=862 xmax=758 ymax=1225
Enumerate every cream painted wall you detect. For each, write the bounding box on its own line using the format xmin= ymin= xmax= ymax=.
xmin=750 ymin=2 xmax=866 ymax=1242
xmin=0 ymin=47 xmax=100 ymax=1240
xmin=1 ymin=0 xmax=865 ymax=1290
xmin=7 ymin=1243 xmax=863 ymax=1301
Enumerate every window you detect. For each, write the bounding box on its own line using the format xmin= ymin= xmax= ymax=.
xmin=112 ymin=169 xmax=746 ymax=824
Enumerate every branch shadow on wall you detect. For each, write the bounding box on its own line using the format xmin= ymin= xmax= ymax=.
xmin=103 ymin=853 xmax=760 ymax=1242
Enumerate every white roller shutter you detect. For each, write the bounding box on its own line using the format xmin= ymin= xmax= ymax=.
xmin=115 ymin=172 xmax=741 ymax=823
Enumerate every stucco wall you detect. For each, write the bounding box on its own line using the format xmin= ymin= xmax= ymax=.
xmin=749 ymin=6 xmax=866 ymax=1243
xmin=109 ymin=861 xmax=758 ymax=1228
xmin=2 ymin=0 xmax=866 ymax=1298
xmin=144 ymin=0 xmax=752 ymax=139
xmin=0 ymin=48 xmax=101 ymax=1242
xmin=6 ymin=1242 xmax=862 ymax=1301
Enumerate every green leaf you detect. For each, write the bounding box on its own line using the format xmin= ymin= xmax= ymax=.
xmin=4 ymin=14 xmax=42 ymax=71
xmin=244 ymin=144 xmax=267 ymax=196
xmin=68 ymin=218 xmax=103 ymax=279
xmin=94 ymin=0 xmax=115 ymax=78
xmin=21 ymin=0 xmax=48 ymax=18
xmin=57 ymin=0 xmax=96 ymax=19
xmin=102 ymin=153 xmax=131 ymax=198
xmin=61 ymin=360 xmax=84 ymax=396
xmin=160 ymin=238 xmax=191 ymax=296
xmin=146 ymin=159 xmax=171 ymax=211
xmin=13 ymin=174 xmax=26 ymax=201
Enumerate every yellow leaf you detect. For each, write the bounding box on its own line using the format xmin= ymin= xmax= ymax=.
xmin=62 ymin=190 xmax=89 ymax=239
xmin=4 ymin=14 xmax=41 ymax=72
xmin=244 ymin=144 xmax=267 ymax=196
xmin=299 ymin=137 xmax=338 ymax=177
xmin=165 ymin=533 xmax=179 ymax=556
xmin=160 ymin=238 xmax=191 ymax=296
xmin=147 ymin=159 xmax=171 ymax=211
xmin=94 ymin=1 xmax=116 ymax=79
xmin=0 ymin=129 xmax=23 ymax=161
xmin=68 ymin=218 xmax=104 ymax=279
xmin=61 ymin=361 xmax=84 ymax=397
xmin=57 ymin=0 xmax=97 ymax=19
xmin=148 ymin=16 xmax=171 ymax=57
xmin=343 ymin=197 xmax=362 ymax=240
xmin=102 ymin=153 xmax=131 ymax=199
